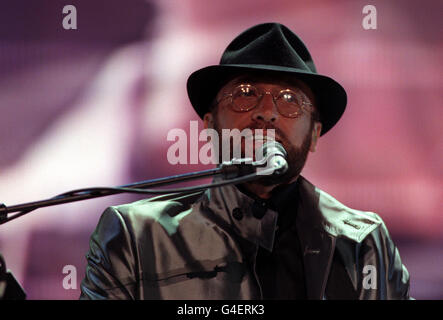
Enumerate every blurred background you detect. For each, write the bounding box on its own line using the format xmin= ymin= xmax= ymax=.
xmin=0 ymin=0 xmax=441 ymax=299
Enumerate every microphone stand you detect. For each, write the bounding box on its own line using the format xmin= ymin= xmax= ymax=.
xmin=0 ymin=159 xmax=261 ymax=225
xmin=0 ymin=152 xmax=287 ymax=299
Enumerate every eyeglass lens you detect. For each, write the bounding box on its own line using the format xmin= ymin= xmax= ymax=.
xmin=231 ymin=84 xmax=305 ymax=118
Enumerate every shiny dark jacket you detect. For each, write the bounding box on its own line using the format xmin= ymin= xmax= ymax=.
xmin=80 ymin=176 xmax=411 ymax=299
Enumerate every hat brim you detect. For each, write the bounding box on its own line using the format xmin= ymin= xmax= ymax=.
xmin=186 ymin=64 xmax=347 ymax=136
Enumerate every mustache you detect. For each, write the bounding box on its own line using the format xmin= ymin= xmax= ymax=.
xmin=240 ymin=121 xmax=289 ymax=144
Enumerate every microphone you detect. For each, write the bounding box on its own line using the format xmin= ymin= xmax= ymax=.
xmin=219 ymin=141 xmax=288 ymax=179
xmin=256 ymin=141 xmax=289 ymax=176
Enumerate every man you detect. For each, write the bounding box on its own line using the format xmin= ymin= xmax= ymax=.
xmin=80 ymin=23 xmax=411 ymax=299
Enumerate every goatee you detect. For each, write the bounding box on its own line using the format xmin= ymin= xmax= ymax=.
xmin=252 ymin=124 xmax=313 ymax=187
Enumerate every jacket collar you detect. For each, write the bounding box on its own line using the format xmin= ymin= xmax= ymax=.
xmin=202 ymin=180 xmax=279 ymax=252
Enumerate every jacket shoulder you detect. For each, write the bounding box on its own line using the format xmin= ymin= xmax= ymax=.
xmin=315 ymin=187 xmax=383 ymax=243
xmin=111 ymin=191 xmax=205 ymax=236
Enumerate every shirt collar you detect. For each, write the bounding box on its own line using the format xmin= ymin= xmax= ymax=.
xmin=201 ymin=179 xmax=300 ymax=252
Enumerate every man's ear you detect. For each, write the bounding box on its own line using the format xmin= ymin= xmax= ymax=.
xmin=203 ymin=112 xmax=214 ymax=129
xmin=309 ymin=121 xmax=322 ymax=152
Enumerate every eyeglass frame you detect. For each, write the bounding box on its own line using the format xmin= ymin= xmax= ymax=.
xmin=215 ymin=83 xmax=315 ymax=119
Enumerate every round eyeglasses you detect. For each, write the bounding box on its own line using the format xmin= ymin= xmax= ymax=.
xmin=216 ymin=84 xmax=314 ymax=118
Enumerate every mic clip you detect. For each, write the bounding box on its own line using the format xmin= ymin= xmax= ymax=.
xmin=220 ymin=158 xmax=255 ymax=179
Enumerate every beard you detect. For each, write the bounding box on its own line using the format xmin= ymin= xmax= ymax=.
xmin=252 ymin=122 xmax=313 ymax=186
xmin=212 ymin=116 xmax=313 ymax=187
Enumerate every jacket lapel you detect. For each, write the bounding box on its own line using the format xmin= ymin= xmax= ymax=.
xmin=297 ymin=223 xmax=335 ymax=299
xmin=296 ymin=177 xmax=336 ymax=299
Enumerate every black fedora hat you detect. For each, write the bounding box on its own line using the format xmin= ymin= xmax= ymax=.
xmin=186 ymin=22 xmax=347 ymax=136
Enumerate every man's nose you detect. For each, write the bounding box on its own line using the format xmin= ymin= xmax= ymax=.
xmin=251 ymin=92 xmax=279 ymax=123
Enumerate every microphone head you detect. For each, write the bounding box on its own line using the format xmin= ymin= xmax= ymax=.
xmin=256 ymin=141 xmax=289 ymax=176
xmin=258 ymin=141 xmax=287 ymax=159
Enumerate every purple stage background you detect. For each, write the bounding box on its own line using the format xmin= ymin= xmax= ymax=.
xmin=0 ymin=0 xmax=441 ymax=299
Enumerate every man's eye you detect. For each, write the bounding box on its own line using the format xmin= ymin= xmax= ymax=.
xmin=239 ymin=87 xmax=255 ymax=96
xmin=283 ymin=92 xmax=295 ymax=102
xmin=282 ymin=92 xmax=297 ymax=103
